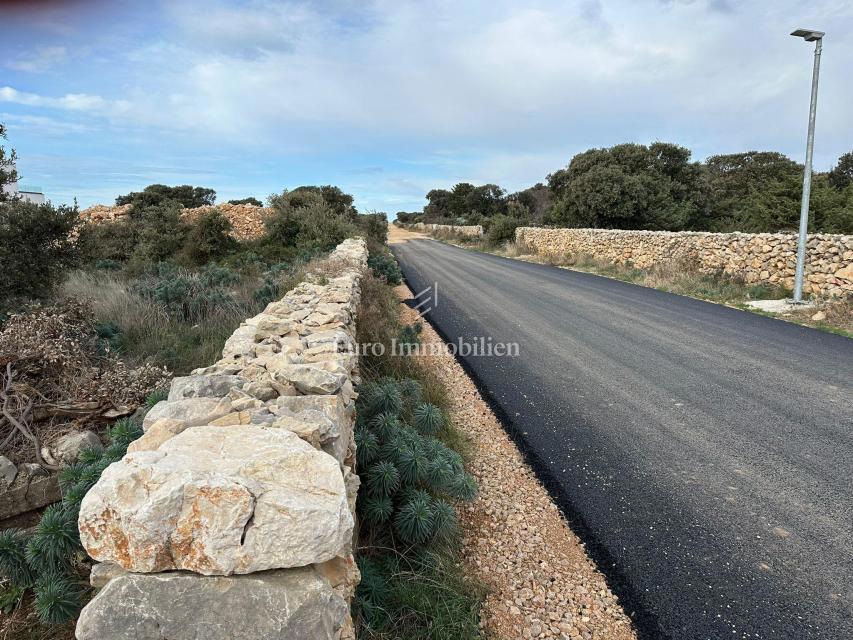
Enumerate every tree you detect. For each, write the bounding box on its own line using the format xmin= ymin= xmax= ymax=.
xmin=0 ymin=123 xmax=19 ymax=202
xmin=116 ymin=184 xmax=216 ymax=209
xmin=509 ymin=183 xmax=552 ymax=222
xmin=423 ymin=188 xmax=453 ymax=222
xmin=228 ymin=197 xmax=263 ymax=207
xmin=547 ymin=143 xmax=700 ymax=230
xmin=701 ymin=152 xmax=803 ymax=232
xmin=288 ymin=186 xmax=357 ymax=219
xmin=828 ymin=151 xmax=853 ymax=190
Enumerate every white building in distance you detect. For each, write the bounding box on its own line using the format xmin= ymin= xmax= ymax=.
xmin=1 ymin=160 xmax=46 ymax=204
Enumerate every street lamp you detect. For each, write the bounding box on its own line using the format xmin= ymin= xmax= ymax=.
xmin=790 ymin=28 xmax=824 ymax=303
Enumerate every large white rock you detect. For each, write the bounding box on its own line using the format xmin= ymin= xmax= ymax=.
xmin=142 ymin=397 xmax=232 ymax=432
xmin=75 ymin=567 xmax=348 ymax=640
xmin=79 ymin=425 xmax=353 ymax=575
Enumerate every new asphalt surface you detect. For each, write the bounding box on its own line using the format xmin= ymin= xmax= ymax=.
xmin=390 ymin=238 xmax=853 ymax=640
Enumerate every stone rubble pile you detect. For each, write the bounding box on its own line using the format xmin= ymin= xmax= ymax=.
xmin=79 ymin=202 xmax=274 ymax=241
xmin=75 ymin=238 xmax=368 ymax=640
xmin=517 ymin=227 xmax=853 ymax=298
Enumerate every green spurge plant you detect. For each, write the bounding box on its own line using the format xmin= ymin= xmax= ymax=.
xmin=0 ymin=389 xmax=153 ymax=626
xmin=356 ymin=376 xmax=476 ymax=548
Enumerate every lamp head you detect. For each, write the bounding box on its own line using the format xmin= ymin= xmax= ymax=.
xmin=791 ymin=29 xmax=824 ymax=42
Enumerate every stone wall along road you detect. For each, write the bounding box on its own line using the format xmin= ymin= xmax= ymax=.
xmin=75 ymin=238 xmax=368 ymax=640
xmin=516 ymin=227 xmax=853 ymax=297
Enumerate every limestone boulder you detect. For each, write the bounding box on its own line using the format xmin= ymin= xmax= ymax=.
xmin=53 ymin=430 xmax=102 ymax=466
xmin=142 ymin=397 xmax=232 ymax=432
xmin=274 ymin=363 xmax=348 ymax=395
xmin=76 ymin=567 xmax=348 ymax=640
xmin=168 ymin=375 xmax=243 ymax=401
xmin=271 ymin=394 xmax=353 ymax=463
xmin=79 ymin=425 xmax=353 ymax=575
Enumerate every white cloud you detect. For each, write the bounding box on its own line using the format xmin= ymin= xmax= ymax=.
xmin=7 ymin=46 xmax=68 ymax=72
xmin=0 ymin=86 xmax=131 ymax=116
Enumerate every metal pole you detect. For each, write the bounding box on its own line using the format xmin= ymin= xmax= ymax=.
xmin=793 ymin=37 xmax=822 ymax=303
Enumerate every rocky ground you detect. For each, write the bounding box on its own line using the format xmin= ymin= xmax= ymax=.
xmin=387 ymin=229 xmax=637 ymax=640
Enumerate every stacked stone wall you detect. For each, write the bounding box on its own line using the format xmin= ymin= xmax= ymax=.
xmin=75 ymin=238 xmax=368 ymax=639
xmin=515 ymin=227 xmax=853 ymax=297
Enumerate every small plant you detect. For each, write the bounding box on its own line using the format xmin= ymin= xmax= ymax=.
xmin=144 ymin=387 xmax=168 ymax=409
xmin=33 ymin=572 xmax=83 ymax=625
xmin=94 ymin=258 xmax=122 ymax=271
xmin=0 ymin=529 xmax=35 ymax=588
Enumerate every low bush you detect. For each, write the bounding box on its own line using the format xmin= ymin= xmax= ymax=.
xmin=0 ymin=200 xmax=79 ymax=314
xmin=133 ymin=263 xmax=241 ymax=323
xmin=355 ymin=550 xmax=483 ymax=639
xmin=368 ymin=251 xmax=402 ymax=285
xmin=180 ymin=209 xmax=239 ymax=266
xmin=484 ymin=213 xmax=518 ymax=247
xmin=356 ymin=377 xmax=476 ymax=547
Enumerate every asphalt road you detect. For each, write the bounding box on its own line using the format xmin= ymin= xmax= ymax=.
xmin=391 ymin=238 xmax=853 ymax=640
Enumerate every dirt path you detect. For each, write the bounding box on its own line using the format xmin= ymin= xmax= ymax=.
xmin=395 ymin=283 xmax=636 ymax=640
xmin=387 ymin=222 xmax=428 ymax=244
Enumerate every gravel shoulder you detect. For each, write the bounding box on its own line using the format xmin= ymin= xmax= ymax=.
xmin=395 ymin=282 xmax=637 ymax=640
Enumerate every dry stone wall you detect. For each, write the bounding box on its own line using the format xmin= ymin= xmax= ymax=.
xmin=75 ymin=238 xmax=368 ymax=640
xmin=403 ymin=221 xmax=484 ymax=237
xmin=516 ymin=227 xmax=853 ymax=298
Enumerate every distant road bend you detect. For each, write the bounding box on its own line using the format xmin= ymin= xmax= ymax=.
xmin=391 ymin=237 xmax=853 ymax=640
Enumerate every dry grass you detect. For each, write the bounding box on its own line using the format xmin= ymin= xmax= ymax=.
xmin=58 ymin=270 xmax=253 ymax=375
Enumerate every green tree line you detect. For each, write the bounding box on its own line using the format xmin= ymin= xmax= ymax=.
xmin=399 ymin=143 xmax=853 ymax=236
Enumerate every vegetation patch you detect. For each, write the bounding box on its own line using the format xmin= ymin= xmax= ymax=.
xmin=353 ymin=262 xmax=484 ymax=639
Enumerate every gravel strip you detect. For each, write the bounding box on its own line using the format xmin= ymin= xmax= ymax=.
xmin=396 ymin=283 xmax=637 ymax=640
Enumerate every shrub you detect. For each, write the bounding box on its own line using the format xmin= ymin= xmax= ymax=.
xmin=133 ymin=264 xmax=240 ymax=323
xmin=76 ymin=219 xmax=137 ymax=264
xmin=116 ymin=184 xmax=216 ymax=208
xmin=355 ymin=551 xmax=483 ymax=639
xmin=484 ymin=214 xmax=518 ymax=247
xmin=358 ymin=212 xmax=389 ymax=244
xmin=368 ymin=251 xmax=402 ymax=285
xmin=263 ymin=189 xmax=358 ymax=254
xmin=181 ymin=209 xmax=238 ymax=265
xmin=0 ymin=200 xmax=79 ymax=312
xmin=128 ymin=203 xmax=188 ymax=270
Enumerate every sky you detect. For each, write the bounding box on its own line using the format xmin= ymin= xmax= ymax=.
xmin=1 ymin=0 xmax=852 ymax=213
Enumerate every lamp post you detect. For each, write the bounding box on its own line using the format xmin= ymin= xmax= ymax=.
xmin=789 ymin=28 xmax=824 ymax=303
